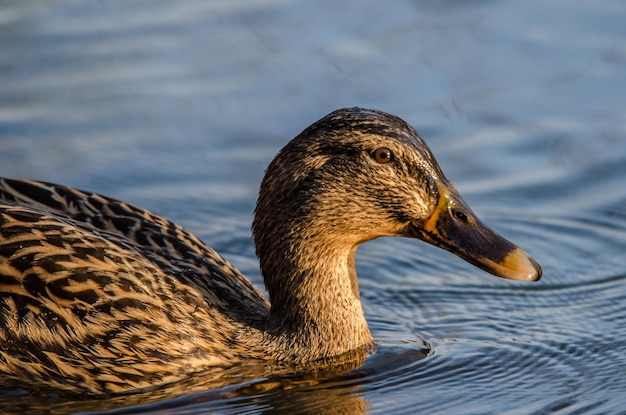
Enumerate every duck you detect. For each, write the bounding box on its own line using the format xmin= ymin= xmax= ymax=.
xmin=0 ymin=108 xmax=541 ymax=395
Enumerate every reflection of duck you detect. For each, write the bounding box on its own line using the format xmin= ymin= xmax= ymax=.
xmin=2 ymin=358 xmax=376 ymax=414
xmin=0 ymin=108 xmax=541 ymax=395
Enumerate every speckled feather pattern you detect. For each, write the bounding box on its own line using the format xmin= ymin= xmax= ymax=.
xmin=0 ymin=179 xmax=271 ymax=393
xmin=0 ymin=108 xmax=447 ymax=394
xmin=0 ymin=108 xmax=513 ymax=396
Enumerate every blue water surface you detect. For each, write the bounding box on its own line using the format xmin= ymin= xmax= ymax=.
xmin=0 ymin=1 xmax=625 ymax=414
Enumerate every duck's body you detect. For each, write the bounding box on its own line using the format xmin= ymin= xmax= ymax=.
xmin=0 ymin=108 xmax=541 ymax=395
xmin=0 ymin=179 xmax=273 ymax=393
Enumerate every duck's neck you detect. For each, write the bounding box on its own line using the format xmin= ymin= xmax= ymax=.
xmin=259 ymin=235 xmax=373 ymax=362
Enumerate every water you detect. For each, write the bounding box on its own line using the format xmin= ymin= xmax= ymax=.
xmin=0 ymin=0 xmax=625 ymax=414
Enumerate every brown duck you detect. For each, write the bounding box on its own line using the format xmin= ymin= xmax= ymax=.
xmin=0 ymin=108 xmax=541 ymax=395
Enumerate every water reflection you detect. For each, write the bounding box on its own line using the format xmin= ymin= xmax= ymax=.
xmin=0 ymin=347 xmax=429 ymax=414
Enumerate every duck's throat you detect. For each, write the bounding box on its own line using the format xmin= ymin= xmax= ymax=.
xmin=261 ymin=243 xmax=373 ymax=361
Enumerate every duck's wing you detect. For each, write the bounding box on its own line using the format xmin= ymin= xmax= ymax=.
xmin=0 ymin=178 xmax=268 ymax=314
xmin=0 ymin=178 xmax=268 ymax=393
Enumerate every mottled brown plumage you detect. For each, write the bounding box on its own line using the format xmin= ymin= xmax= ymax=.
xmin=0 ymin=108 xmax=541 ymax=395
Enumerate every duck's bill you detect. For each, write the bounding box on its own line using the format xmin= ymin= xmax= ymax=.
xmin=407 ymin=187 xmax=542 ymax=282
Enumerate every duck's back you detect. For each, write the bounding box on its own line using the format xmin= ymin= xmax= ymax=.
xmin=0 ymin=178 xmax=269 ymax=394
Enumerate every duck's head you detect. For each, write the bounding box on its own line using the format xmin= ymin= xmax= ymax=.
xmin=253 ymin=107 xmax=541 ymax=289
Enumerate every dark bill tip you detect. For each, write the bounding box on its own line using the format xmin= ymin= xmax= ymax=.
xmin=409 ymin=186 xmax=542 ymax=282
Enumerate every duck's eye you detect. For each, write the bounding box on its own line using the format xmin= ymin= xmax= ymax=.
xmin=372 ymin=147 xmax=393 ymax=164
xmin=452 ymin=209 xmax=470 ymax=224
